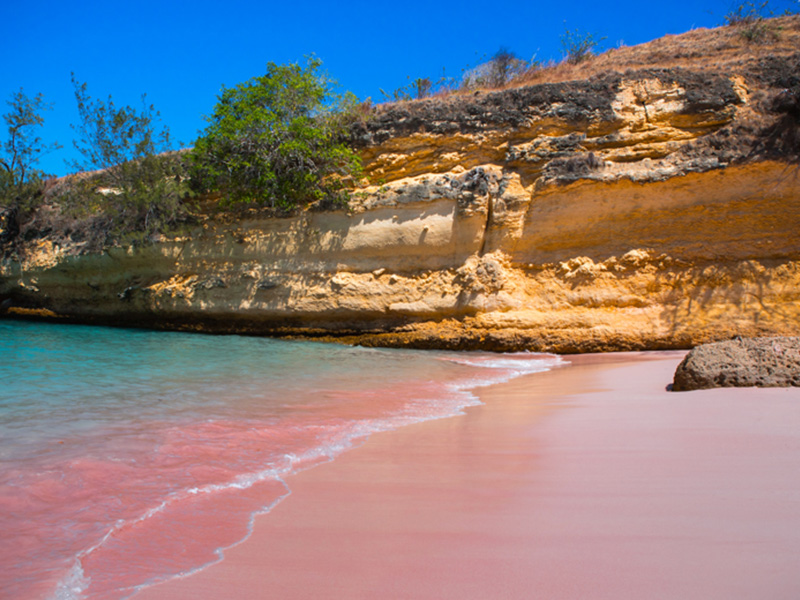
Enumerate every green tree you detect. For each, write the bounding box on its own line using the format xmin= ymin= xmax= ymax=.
xmin=0 ymin=89 xmax=60 ymax=207
xmin=190 ymin=57 xmax=362 ymax=209
xmin=69 ymin=75 xmax=184 ymax=236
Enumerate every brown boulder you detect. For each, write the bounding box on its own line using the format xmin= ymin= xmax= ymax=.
xmin=672 ymin=337 xmax=800 ymax=391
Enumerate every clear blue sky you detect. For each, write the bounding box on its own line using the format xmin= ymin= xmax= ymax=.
xmin=2 ymin=0 xmax=793 ymax=177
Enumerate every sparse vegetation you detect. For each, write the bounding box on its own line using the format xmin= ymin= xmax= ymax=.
xmin=462 ymin=48 xmax=534 ymax=89
xmin=411 ymin=77 xmax=433 ymax=100
xmin=0 ymin=90 xmax=60 ymax=210
xmin=725 ymin=0 xmax=772 ymax=25
xmin=380 ymin=74 xmax=447 ymax=102
xmin=724 ymin=1 xmax=799 ymax=42
xmin=381 ymin=48 xmax=538 ymax=102
xmin=189 ymin=57 xmax=362 ymax=210
xmin=67 ymin=75 xmax=187 ymax=238
xmin=379 ymin=31 xmax=610 ymax=103
xmin=560 ymin=26 xmax=605 ymax=64
xmin=725 ymin=1 xmax=778 ymax=41
xmin=3 ymin=10 xmax=800 ymax=255
xmin=379 ymin=86 xmax=410 ymax=103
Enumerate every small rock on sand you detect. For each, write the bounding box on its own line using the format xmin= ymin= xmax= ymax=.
xmin=672 ymin=336 xmax=800 ymax=391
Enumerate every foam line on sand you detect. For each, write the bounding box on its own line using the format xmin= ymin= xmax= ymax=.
xmin=134 ymin=351 xmax=800 ymax=600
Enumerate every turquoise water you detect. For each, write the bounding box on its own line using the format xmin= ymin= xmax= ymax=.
xmin=0 ymin=320 xmax=561 ymax=600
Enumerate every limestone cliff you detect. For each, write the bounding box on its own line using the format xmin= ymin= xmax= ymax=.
xmin=2 ymin=19 xmax=799 ymax=352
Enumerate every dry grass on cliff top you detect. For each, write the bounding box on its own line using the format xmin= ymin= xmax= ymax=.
xmin=387 ymin=15 xmax=799 ymax=107
xmin=507 ymin=15 xmax=800 ymax=88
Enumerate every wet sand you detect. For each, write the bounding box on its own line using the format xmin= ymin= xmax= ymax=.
xmin=135 ymin=351 xmax=800 ymax=599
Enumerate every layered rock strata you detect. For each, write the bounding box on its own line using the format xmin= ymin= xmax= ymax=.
xmin=2 ymin=24 xmax=800 ymax=352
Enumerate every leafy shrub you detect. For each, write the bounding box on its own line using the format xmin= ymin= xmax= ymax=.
xmin=67 ymin=153 xmax=188 ymax=239
xmin=190 ymin=57 xmax=362 ymax=210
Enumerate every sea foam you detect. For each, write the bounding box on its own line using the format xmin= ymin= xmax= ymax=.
xmin=0 ymin=321 xmax=561 ymax=600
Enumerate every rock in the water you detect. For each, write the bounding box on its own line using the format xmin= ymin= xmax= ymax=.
xmin=672 ymin=337 xmax=800 ymax=391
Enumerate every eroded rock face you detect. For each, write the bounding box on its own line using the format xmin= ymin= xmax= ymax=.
xmin=1 ymin=23 xmax=800 ymax=352
xmin=672 ymin=337 xmax=800 ymax=391
xmin=353 ymin=69 xmax=745 ymax=185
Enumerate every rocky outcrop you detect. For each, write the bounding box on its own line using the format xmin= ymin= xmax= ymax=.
xmin=672 ymin=337 xmax=800 ymax=390
xmin=353 ymin=68 xmax=746 ymax=183
xmin=2 ymin=20 xmax=800 ymax=352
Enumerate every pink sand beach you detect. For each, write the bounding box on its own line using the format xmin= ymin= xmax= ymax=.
xmin=134 ymin=351 xmax=800 ymax=600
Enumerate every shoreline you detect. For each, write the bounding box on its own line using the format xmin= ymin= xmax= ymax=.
xmin=134 ymin=351 xmax=800 ymax=600
xmin=1 ymin=311 xmax=708 ymax=355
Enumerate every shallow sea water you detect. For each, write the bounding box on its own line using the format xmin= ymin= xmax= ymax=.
xmin=0 ymin=320 xmax=561 ymax=600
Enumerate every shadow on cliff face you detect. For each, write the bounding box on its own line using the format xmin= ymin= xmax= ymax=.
xmin=738 ymin=54 xmax=800 ymax=164
xmin=763 ymin=72 xmax=800 ymax=163
xmin=0 ymin=206 xmax=19 ymax=252
xmin=656 ymin=258 xmax=800 ymax=340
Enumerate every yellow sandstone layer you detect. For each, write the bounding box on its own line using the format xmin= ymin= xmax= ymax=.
xmin=2 ymin=53 xmax=799 ymax=351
